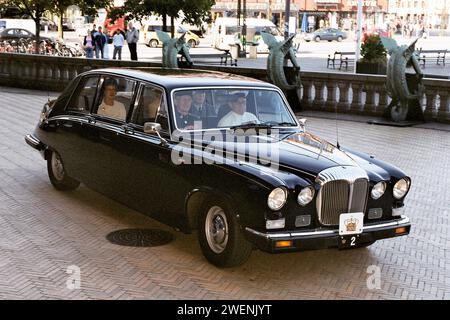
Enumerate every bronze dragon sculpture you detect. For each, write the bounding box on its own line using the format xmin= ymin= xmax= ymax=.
xmin=156 ymin=30 xmax=193 ymax=69
xmin=260 ymin=32 xmax=301 ymax=91
xmin=381 ymin=36 xmax=424 ymax=122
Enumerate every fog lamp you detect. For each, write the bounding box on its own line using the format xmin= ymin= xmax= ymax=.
xmin=266 ymin=218 xmax=285 ymax=230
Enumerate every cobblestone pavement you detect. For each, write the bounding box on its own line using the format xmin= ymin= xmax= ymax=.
xmin=0 ymin=87 xmax=449 ymax=300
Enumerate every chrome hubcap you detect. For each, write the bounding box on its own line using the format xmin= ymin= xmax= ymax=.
xmin=51 ymin=152 xmax=65 ymax=181
xmin=205 ymin=206 xmax=229 ymax=254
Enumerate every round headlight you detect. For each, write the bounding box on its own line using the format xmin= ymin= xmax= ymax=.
xmin=297 ymin=186 xmax=315 ymax=206
xmin=267 ymin=187 xmax=287 ymax=211
xmin=371 ymin=181 xmax=386 ymax=200
xmin=393 ymin=178 xmax=410 ymax=199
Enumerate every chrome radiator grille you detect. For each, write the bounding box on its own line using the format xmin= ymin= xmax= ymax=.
xmin=316 ymin=167 xmax=369 ymax=226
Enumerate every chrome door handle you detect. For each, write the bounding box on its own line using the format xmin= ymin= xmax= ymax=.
xmin=122 ymin=125 xmax=134 ymax=135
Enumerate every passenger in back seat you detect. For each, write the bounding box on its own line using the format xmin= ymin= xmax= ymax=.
xmin=97 ymin=78 xmax=127 ymax=121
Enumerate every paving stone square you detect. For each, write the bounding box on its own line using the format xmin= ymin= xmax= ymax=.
xmin=0 ymin=87 xmax=449 ymax=299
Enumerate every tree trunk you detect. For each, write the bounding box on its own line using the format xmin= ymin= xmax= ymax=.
xmin=58 ymin=14 xmax=64 ymax=39
xmin=34 ymin=18 xmax=41 ymax=54
xmin=170 ymin=16 xmax=175 ymax=37
xmin=162 ymin=11 xmax=167 ymax=32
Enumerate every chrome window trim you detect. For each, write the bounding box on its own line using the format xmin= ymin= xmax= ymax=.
xmin=64 ymin=75 xmax=99 ymax=114
xmin=169 ymin=86 xmax=301 ymax=133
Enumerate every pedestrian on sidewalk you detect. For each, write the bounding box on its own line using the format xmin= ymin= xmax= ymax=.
xmin=113 ymin=29 xmax=124 ymax=60
xmin=94 ymin=26 xmax=106 ymax=58
xmin=103 ymin=29 xmax=110 ymax=59
xmin=126 ymin=22 xmax=139 ymax=61
xmin=83 ymin=30 xmax=95 ymax=58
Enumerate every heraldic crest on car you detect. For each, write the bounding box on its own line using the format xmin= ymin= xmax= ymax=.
xmin=25 ymin=68 xmax=411 ymax=267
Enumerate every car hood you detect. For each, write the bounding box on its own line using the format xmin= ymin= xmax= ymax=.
xmin=193 ymin=131 xmax=358 ymax=178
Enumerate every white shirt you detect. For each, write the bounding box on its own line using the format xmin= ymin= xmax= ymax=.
xmin=97 ymin=100 xmax=126 ymax=120
xmin=113 ymin=33 xmax=124 ymax=47
xmin=218 ymin=110 xmax=259 ymax=127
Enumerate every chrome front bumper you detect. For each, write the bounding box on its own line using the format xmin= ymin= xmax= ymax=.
xmin=245 ymin=216 xmax=411 ymax=253
xmin=25 ymin=134 xmax=46 ymax=158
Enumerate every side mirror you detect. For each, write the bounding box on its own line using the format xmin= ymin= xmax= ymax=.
xmin=143 ymin=122 xmax=162 ymax=134
xmin=298 ymin=118 xmax=307 ymax=129
xmin=144 ymin=122 xmax=168 ymax=146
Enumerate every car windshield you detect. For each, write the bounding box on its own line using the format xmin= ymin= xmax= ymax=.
xmin=171 ymin=88 xmax=298 ymax=131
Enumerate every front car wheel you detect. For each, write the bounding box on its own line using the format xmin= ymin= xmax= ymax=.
xmin=47 ymin=150 xmax=80 ymax=191
xmin=198 ymin=198 xmax=253 ymax=267
xmin=149 ymin=39 xmax=158 ymax=48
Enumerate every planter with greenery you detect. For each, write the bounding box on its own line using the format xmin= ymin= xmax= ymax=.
xmin=356 ymin=34 xmax=387 ymax=75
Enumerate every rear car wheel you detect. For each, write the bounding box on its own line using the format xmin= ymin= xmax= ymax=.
xmin=47 ymin=150 xmax=80 ymax=191
xmin=187 ymin=39 xmax=196 ymax=48
xmin=315 ymin=36 xmax=321 ymax=42
xmin=149 ymin=39 xmax=158 ymax=48
xmin=198 ymin=198 xmax=253 ymax=267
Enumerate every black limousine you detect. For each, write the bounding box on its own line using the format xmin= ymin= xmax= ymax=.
xmin=25 ymin=68 xmax=411 ymax=267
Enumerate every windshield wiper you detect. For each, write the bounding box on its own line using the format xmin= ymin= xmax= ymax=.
xmin=274 ymin=122 xmax=297 ymax=127
xmin=229 ymin=122 xmax=273 ymax=131
xmin=261 ymin=121 xmax=297 ymax=127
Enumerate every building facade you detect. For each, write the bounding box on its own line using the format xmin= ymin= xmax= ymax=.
xmin=388 ymin=0 xmax=450 ymax=30
xmin=211 ymin=0 xmax=389 ymax=31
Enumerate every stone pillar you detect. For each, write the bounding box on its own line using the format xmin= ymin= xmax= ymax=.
xmin=313 ymin=81 xmax=325 ymax=110
xmin=31 ymin=61 xmax=37 ymax=79
xmin=424 ymin=89 xmax=436 ymax=121
xmin=324 ymin=82 xmax=337 ymax=112
xmin=337 ymin=81 xmax=350 ymax=112
xmin=350 ymin=82 xmax=363 ymax=113
xmin=437 ymin=88 xmax=450 ymax=123
xmin=301 ymin=80 xmax=312 ymax=110
xmin=364 ymin=83 xmax=377 ymax=115
xmin=377 ymin=84 xmax=388 ymax=116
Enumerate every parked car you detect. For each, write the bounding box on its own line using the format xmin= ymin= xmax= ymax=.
xmin=40 ymin=17 xmax=57 ymax=31
xmin=62 ymin=18 xmax=74 ymax=31
xmin=140 ymin=23 xmax=200 ymax=48
xmin=304 ymin=28 xmax=348 ymax=42
xmin=369 ymin=28 xmax=390 ymax=38
xmin=0 ymin=28 xmax=52 ymax=41
xmin=25 ymin=68 xmax=411 ymax=267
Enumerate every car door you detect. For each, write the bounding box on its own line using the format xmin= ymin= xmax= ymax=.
xmin=330 ymin=28 xmax=338 ymax=40
xmin=53 ymin=75 xmax=103 ymax=187
xmin=88 ymin=75 xmax=138 ymax=200
xmin=113 ymin=83 xmax=187 ymax=226
xmin=322 ymin=28 xmax=332 ymax=40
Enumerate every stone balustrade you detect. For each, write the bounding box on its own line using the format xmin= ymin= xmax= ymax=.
xmin=0 ymin=52 xmax=449 ymax=123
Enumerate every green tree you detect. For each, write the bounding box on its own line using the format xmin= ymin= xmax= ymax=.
xmin=0 ymin=0 xmax=113 ymax=43
xmin=48 ymin=0 xmax=112 ymax=39
xmin=48 ymin=0 xmax=74 ymax=39
xmin=118 ymin=0 xmax=214 ymax=37
xmin=360 ymin=34 xmax=387 ymax=63
xmin=1 ymin=0 xmax=48 ymax=51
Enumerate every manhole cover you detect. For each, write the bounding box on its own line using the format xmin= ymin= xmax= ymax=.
xmin=106 ymin=229 xmax=173 ymax=247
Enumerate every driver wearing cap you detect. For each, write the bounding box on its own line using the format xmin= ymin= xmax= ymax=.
xmin=173 ymin=91 xmax=199 ymax=129
xmin=218 ymin=92 xmax=259 ymax=127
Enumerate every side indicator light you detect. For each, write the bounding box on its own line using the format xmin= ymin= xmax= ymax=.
xmin=275 ymin=240 xmax=293 ymax=248
xmin=395 ymin=227 xmax=407 ymax=235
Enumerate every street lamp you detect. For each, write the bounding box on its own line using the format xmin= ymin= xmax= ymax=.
xmin=355 ymin=0 xmax=363 ymax=73
xmin=285 ymin=0 xmax=290 ymax=40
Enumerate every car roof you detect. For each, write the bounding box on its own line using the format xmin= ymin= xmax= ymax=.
xmin=85 ymin=68 xmax=276 ymax=91
xmin=1 ymin=28 xmax=32 ymax=33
